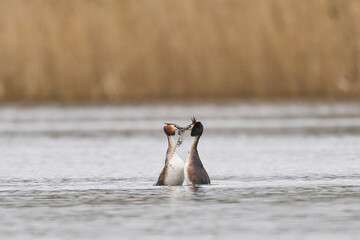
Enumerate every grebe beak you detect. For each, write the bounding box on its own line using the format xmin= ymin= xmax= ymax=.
xmin=184 ymin=123 xmax=194 ymax=131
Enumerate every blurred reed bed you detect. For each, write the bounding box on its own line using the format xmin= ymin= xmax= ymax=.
xmin=0 ymin=0 xmax=359 ymax=103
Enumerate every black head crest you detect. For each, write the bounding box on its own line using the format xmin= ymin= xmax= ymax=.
xmin=191 ymin=117 xmax=197 ymax=123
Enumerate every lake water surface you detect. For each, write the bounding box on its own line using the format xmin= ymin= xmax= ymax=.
xmin=1 ymin=102 xmax=360 ymax=239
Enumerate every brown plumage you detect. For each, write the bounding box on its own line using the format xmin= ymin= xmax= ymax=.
xmin=156 ymin=166 xmax=167 ymax=185
xmin=185 ymin=119 xmax=210 ymax=185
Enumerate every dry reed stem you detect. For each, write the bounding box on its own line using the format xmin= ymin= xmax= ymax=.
xmin=0 ymin=0 xmax=359 ymax=103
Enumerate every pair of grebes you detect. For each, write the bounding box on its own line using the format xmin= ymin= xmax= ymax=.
xmin=156 ymin=117 xmax=210 ymax=186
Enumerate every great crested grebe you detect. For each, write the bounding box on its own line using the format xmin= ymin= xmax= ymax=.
xmin=156 ymin=124 xmax=185 ymax=186
xmin=184 ymin=117 xmax=210 ymax=185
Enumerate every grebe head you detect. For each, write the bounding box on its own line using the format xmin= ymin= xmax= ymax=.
xmin=163 ymin=124 xmax=180 ymax=136
xmin=187 ymin=117 xmax=203 ymax=137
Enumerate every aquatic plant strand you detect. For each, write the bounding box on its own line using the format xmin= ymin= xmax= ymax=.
xmin=167 ymin=126 xmax=186 ymax=165
xmin=176 ymin=128 xmax=185 ymax=147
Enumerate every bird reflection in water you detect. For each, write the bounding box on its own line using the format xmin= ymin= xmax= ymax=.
xmin=165 ymin=185 xmax=205 ymax=202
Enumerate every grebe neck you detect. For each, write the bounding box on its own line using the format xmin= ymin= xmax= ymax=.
xmin=165 ymin=135 xmax=176 ymax=163
xmin=189 ymin=135 xmax=201 ymax=154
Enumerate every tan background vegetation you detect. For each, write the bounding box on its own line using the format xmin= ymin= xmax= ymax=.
xmin=0 ymin=0 xmax=360 ymax=103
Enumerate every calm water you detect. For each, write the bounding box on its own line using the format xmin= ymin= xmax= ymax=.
xmin=1 ymin=102 xmax=360 ymax=240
